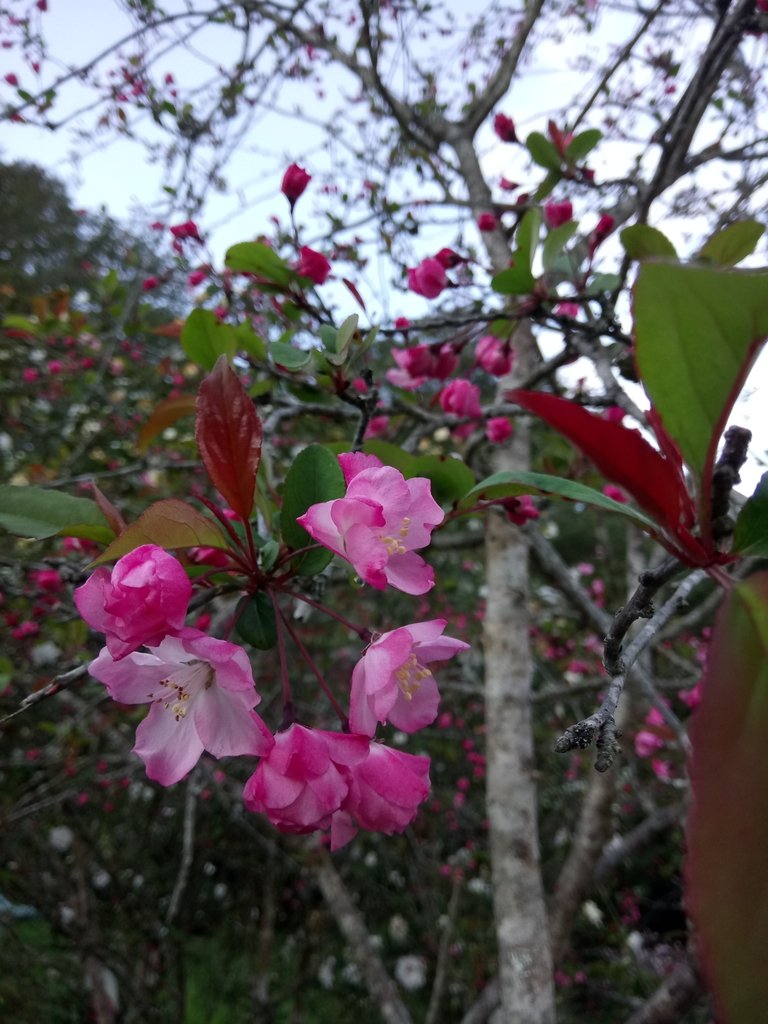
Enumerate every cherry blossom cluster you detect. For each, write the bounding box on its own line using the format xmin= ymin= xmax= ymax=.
xmin=75 ymin=453 xmax=468 ymax=848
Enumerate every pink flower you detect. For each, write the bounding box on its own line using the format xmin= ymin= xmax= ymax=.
xmin=475 ymin=335 xmax=513 ymax=376
xmin=588 ymin=213 xmax=615 ymax=257
xmin=187 ymin=269 xmax=208 ymax=287
xmin=89 ymin=629 xmax=273 ymax=785
xmin=554 ymin=301 xmax=580 ymax=319
xmin=170 ymin=220 xmax=201 ymax=242
xmin=499 ymin=177 xmax=517 ymax=191
xmin=544 ymin=200 xmax=573 ymax=229
xmin=386 ymin=343 xmax=457 ymax=389
xmin=74 ymin=544 xmax=192 ymax=659
xmin=296 ymin=245 xmax=331 ymax=284
xmin=142 ymin=276 xmax=159 ymax=291
xmin=434 ymin=247 xmax=464 ymax=269
xmin=5 ymin=73 xmax=18 ymax=86
xmin=364 ymin=415 xmax=389 ymax=440
xmin=477 ymin=212 xmax=499 ymax=232
xmin=602 ymin=406 xmax=625 ymax=425
xmin=407 ymin=258 xmax=447 ymax=299
xmin=243 ymin=724 xmax=369 ymax=833
xmin=394 ymin=316 xmax=410 ymax=330
xmin=297 ymin=453 xmax=443 ymax=595
xmin=493 ymin=113 xmax=517 ymax=143
xmin=281 ymin=163 xmax=311 ymax=206
xmin=350 ymin=619 xmax=469 ymax=736
xmin=679 ymin=682 xmax=702 ymax=709
xmin=439 ymin=379 xmax=482 ymax=418
xmin=501 ymin=495 xmax=539 ymax=524
xmin=332 ymin=743 xmax=431 ymax=848
xmin=22 ymin=368 xmax=39 ymax=383
xmin=603 ymin=483 xmax=628 ymax=503
xmin=486 ymin=417 xmax=513 ymax=444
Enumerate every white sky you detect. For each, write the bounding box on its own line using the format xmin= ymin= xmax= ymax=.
xmin=1 ymin=0 xmax=766 ymax=491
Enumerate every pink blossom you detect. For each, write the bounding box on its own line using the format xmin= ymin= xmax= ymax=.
xmin=544 ymin=200 xmax=573 ymax=229
xmin=588 ymin=213 xmax=615 ymax=257
xmin=297 ymin=453 xmax=443 ymax=595
xmin=678 ymin=682 xmax=701 ymax=709
xmin=331 ymin=743 xmax=431 ymax=848
xmin=386 ymin=343 xmax=457 ymax=389
xmin=29 ymin=568 xmax=62 ymax=591
xmin=89 ymin=629 xmax=273 ymax=785
xmin=150 ymin=220 xmax=164 ymax=230
xmin=170 ymin=220 xmax=202 ymax=242
xmin=296 ymin=245 xmax=331 ymax=284
xmin=439 ymin=379 xmax=482 ymax=418
xmin=477 ymin=212 xmax=499 ymax=232
xmin=499 ymin=177 xmax=517 ymax=191
xmin=407 ymin=258 xmax=447 ymax=299
xmin=394 ymin=316 xmax=410 ymax=330
xmin=4 ymin=73 xmax=18 ymax=86
xmin=486 ymin=417 xmax=513 ymax=444
xmin=501 ymin=495 xmax=539 ymax=524
xmin=11 ymin=621 xmax=39 ymax=640
xmin=22 ymin=368 xmax=39 ymax=383
xmin=554 ymin=301 xmax=580 ymax=319
xmin=187 ymin=269 xmax=208 ymax=287
xmin=243 ymin=724 xmax=369 ymax=833
xmin=364 ymin=415 xmax=389 ymax=440
xmin=493 ymin=113 xmax=517 ymax=143
xmin=475 ymin=335 xmax=513 ymax=376
xmin=141 ymin=276 xmax=159 ymax=291
xmin=281 ymin=163 xmax=311 ymax=206
xmin=74 ymin=544 xmax=192 ymax=659
xmin=602 ymin=406 xmax=625 ymax=425
xmin=603 ymin=483 xmax=628 ymax=503
xmin=434 ymin=247 xmax=464 ymax=269
xmin=350 ymin=619 xmax=469 ymax=736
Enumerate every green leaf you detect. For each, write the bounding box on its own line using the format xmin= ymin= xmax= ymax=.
xmin=584 ymin=272 xmax=621 ymax=294
xmin=234 ymin=322 xmax=266 ymax=361
xmin=533 ymin=169 xmax=563 ymax=201
xmin=697 ymin=220 xmax=765 ymax=267
xmin=565 ymin=128 xmax=602 ymax=163
xmin=181 ymin=309 xmax=237 ymax=371
xmin=516 ymin=209 xmax=542 ymax=270
xmin=92 ymin=499 xmax=228 ymax=564
xmin=542 ymin=221 xmax=579 ymax=272
xmin=620 ymin=224 xmax=678 ymax=261
xmin=269 ymin=341 xmax=312 ymax=370
xmin=2 ymin=315 xmax=39 ymax=334
xmin=634 ymin=263 xmax=768 ymax=502
xmin=335 ymin=313 xmax=359 ymax=353
xmin=526 ymin=131 xmax=562 ymax=171
xmin=319 ymin=324 xmax=337 ymax=351
xmin=686 ymin=572 xmax=768 ymax=1024
xmin=0 ymin=656 xmax=14 ymax=696
xmin=491 ymin=263 xmax=536 ymax=295
xmin=457 ymin=470 xmax=659 ymax=532
xmin=0 ymin=486 xmax=112 ymax=542
xmin=281 ymin=445 xmax=346 ymax=574
xmin=225 ymin=242 xmax=298 ymax=288
xmin=733 ymin=473 xmax=768 ymax=557
xmin=236 ymin=592 xmax=277 ymax=650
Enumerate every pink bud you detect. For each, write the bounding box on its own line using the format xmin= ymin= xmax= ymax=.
xmin=434 ymin=247 xmax=463 ymax=269
xmin=141 ymin=276 xmax=160 ymax=291
xmin=187 ymin=269 xmax=207 ymax=287
xmin=5 ymin=73 xmax=18 ymax=86
xmin=493 ymin=113 xmax=517 ymax=143
xmin=296 ymin=245 xmax=331 ymax=285
xmin=281 ymin=163 xmax=311 ymax=206
xmin=169 ymin=220 xmax=201 ymax=242
xmin=486 ymin=417 xmax=513 ymax=444
xmin=476 ymin=212 xmax=499 ymax=232
xmin=475 ymin=335 xmax=513 ymax=376
xmin=407 ymin=258 xmax=447 ymax=299
xmin=544 ymin=200 xmax=573 ymax=229
xmin=439 ymin=379 xmax=482 ymax=418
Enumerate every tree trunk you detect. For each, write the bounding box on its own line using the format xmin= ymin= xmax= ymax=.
xmin=482 ymin=327 xmax=555 ymax=1023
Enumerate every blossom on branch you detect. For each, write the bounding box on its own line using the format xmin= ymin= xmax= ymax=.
xmin=349 ymin=619 xmax=469 ymax=736
xmin=298 ymin=452 xmax=443 ymax=594
xmin=281 ymin=163 xmax=311 ymax=207
xmin=88 ymin=629 xmax=273 ymax=785
xmin=75 ymin=544 xmax=191 ymax=659
xmin=407 ymin=257 xmax=448 ymax=298
xmin=295 ymin=245 xmax=331 ymax=284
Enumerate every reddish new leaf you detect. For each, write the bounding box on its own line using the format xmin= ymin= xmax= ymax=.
xmin=195 ymin=355 xmax=263 ymax=520
xmin=92 ymin=498 xmax=229 ymax=565
xmin=509 ymin=390 xmax=706 ymax=561
xmin=686 ymin=573 xmax=768 ymax=1023
xmin=138 ymin=394 xmax=196 ymax=452
xmin=91 ymin=483 xmax=126 ymax=536
xmin=342 ymin=277 xmax=367 ymax=314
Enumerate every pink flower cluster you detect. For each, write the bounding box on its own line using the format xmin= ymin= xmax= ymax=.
xmin=75 ymin=484 xmax=468 ymax=846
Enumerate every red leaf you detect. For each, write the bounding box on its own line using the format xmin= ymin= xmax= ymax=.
xmin=195 ymin=356 xmax=263 ymax=520
xmin=138 ymin=394 xmax=197 ymax=452
xmin=509 ymin=390 xmax=700 ymax=551
xmin=342 ymin=277 xmax=367 ymax=314
xmin=686 ymin=573 xmax=768 ymax=1022
xmin=91 ymin=498 xmax=229 ymax=565
xmin=90 ymin=483 xmax=126 ymax=536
